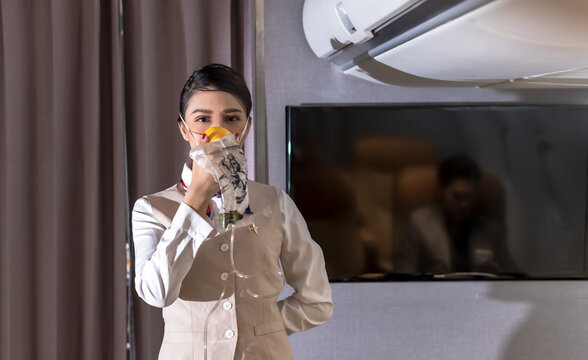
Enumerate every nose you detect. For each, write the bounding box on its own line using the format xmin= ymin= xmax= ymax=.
xmin=210 ymin=115 xmax=224 ymax=127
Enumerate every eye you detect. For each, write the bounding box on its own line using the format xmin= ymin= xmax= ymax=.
xmin=226 ymin=115 xmax=241 ymax=122
xmin=194 ymin=116 xmax=209 ymax=123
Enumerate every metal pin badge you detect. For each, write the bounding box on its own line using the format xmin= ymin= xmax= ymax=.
xmin=248 ymin=223 xmax=259 ymax=235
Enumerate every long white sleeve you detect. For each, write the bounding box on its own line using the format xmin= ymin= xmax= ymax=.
xmin=277 ymin=190 xmax=333 ymax=335
xmin=132 ymin=198 xmax=214 ymax=307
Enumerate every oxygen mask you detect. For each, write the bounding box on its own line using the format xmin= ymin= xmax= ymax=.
xmin=182 ymin=117 xmax=249 ymax=228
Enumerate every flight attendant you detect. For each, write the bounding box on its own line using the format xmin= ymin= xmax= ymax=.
xmin=132 ymin=63 xmax=333 ymax=359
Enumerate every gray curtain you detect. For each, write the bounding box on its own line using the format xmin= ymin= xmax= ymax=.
xmin=1 ymin=0 xmax=253 ymax=359
xmin=0 ymin=0 xmax=127 ymax=359
xmin=122 ymin=1 xmax=254 ymax=359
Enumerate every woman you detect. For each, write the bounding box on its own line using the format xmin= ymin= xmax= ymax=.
xmin=132 ymin=64 xmax=333 ymax=360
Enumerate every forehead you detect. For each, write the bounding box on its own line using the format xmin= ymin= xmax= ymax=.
xmin=186 ymin=90 xmax=244 ymax=111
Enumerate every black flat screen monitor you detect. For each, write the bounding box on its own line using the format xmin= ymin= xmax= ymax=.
xmin=286 ymin=104 xmax=588 ymax=281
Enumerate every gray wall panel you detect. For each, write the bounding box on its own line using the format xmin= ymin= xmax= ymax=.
xmin=264 ymin=1 xmax=588 ymax=359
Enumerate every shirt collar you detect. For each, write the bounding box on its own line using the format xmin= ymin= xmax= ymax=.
xmin=181 ymin=162 xmax=192 ymax=188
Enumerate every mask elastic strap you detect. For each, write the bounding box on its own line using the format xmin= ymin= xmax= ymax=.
xmin=179 ymin=112 xmax=202 ymax=144
xmin=236 ymin=117 xmax=250 ymax=144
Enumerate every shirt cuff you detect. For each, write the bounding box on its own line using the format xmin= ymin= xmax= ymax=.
xmin=172 ymin=201 xmax=214 ymax=241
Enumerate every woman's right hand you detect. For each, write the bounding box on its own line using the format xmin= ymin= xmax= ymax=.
xmin=183 ymin=135 xmax=220 ymax=217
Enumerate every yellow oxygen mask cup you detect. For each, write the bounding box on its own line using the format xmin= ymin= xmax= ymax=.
xmin=204 ymin=126 xmax=232 ymax=142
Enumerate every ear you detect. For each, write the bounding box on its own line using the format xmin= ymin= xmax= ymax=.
xmin=178 ymin=121 xmax=191 ymax=143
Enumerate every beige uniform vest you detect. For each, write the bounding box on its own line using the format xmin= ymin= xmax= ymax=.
xmin=146 ymin=181 xmax=294 ymax=360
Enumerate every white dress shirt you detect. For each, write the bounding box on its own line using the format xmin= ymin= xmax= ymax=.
xmin=131 ymin=163 xmax=333 ymax=359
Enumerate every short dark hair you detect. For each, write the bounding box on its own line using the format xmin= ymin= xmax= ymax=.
xmin=437 ymin=155 xmax=482 ymax=188
xmin=178 ymin=63 xmax=252 ymax=121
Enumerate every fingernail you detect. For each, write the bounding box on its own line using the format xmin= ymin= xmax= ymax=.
xmin=235 ymin=133 xmax=239 ymax=138
xmin=202 ymin=134 xmax=206 ymax=140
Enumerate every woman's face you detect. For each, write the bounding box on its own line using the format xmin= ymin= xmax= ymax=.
xmin=440 ymin=178 xmax=479 ymax=223
xmin=179 ymin=90 xmax=249 ymax=147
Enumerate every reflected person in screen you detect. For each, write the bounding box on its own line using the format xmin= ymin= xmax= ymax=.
xmin=395 ymin=155 xmax=516 ymax=274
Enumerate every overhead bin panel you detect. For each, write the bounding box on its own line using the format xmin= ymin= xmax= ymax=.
xmin=303 ymin=0 xmax=588 ymax=87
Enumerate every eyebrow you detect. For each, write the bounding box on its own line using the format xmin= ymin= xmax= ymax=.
xmin=190 ymin=108 xmax=244 ymax=115
xmin=222 ymin=108 xmax=244 ymax=114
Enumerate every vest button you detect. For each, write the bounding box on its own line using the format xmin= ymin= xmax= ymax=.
xmin=220 ymin=243 xmax=230 ymax=252
xmin=220 ymin=272 xmax=229 ymax=281
xmin=222 ymin=301 xmax=233 ymax=311
xmin=224 ymin=329 xmax=235 ymax=339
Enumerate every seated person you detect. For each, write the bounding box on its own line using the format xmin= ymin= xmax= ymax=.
xmin=394 ymin=155 xmax=516 ymax=274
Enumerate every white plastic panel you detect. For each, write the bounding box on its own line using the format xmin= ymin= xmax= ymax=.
xmin=343 ymin=65 xmax=391 ymax=85
xmin=303 ymin=0 xmax=420 ymax=58
xmin=336 ymin=0 xmax=420 ymax=43
xmin=491 ymin=67 xmax=588 ymax=88
xmin=372 ymin=0 xmax=588 ymax=82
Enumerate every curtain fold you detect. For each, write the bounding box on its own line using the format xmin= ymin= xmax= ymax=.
xmin=122 ymin=1 xmax=254 ymax=359
xmin=0 ymin=1 xmax=127 ymax=359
